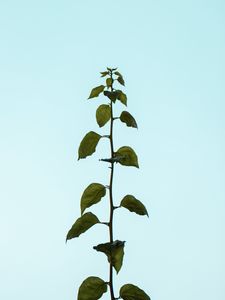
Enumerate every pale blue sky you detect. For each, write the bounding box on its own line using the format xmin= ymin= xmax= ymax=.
xmin=0 ymin=1 xmax=225 ymax=299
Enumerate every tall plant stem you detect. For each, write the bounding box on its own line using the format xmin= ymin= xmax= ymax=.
xmin=109 ymin=71 xmax=115 ymax=300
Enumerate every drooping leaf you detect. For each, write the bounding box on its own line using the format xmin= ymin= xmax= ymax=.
xmin=120 ymin=195 xmax=148 ymax=217
xmin=96 ymin=104 xmax=111 ymax=127
xmin=120 ymin=284 xmax=150 ymax=300
xmin=88 ymin=85 xmax=105 ymax=99
xmin=112 ymin=242 xmax=125 ymax=273
xmin=104 ymin=90 xmax=119 ymax=102
xmin=100 ymin=71 xmax=109 ymax=77
xmin=117 ymin=76 xmax=125 ymax=86
xmin=78 ymin=276 xmax=107 ymax=300
xmin=78 ymin=131 xmax=101 ymax=159
xmin=106 ymin=77 xmax=113 ymax=88
xmin=93 ymin=240 xmax=125 ymax=273
xmin=120 ymin=111 xmax=138 ymax=128
xmin=66 ymin=212 xmax=99 ymax=241
xmin=114 ymin=71 xmax=123 ymax=77
xmin=81 ymin=183 xmax=106 ymax=214
xmin=115 ymin=146 xmax=139 ymax=168
xmin=117 ymin=90 xmax=127 ymax=106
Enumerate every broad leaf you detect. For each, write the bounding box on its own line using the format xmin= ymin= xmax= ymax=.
xmin=117 ymin=76 xmax=125 ymax=86
xmin=88 ymin=85 xmax=105 ymax=99
xmin=78 ymin=131 xmax=101 ymax=159
xmin=66 ymin=212 xmax=99 ymax=241
xmin=93 ymin=240 xmax=125 ymax=273
xmin=117 ymin=90 xmax=127 ymax=106
xmin=120 ymin=284 xmax=150 ymax=300
xmin=100 ymin=71 xmax=109 ymax=77
xmin=96 ymin=104 xmax=111 ymax=127
xmin=115 ymin=146 xmax=139 ymax=168
xmin=120 ymin=195 xmax=148 ymax=217
xmin=81 ymin=183 xmax=106 ymax=214
xmin=78 ymin=276 xmax=107 ymax=300
xmin=120 ymin=111 xmax=138 ymax=128
xmin=106 ymin=77 xmax=113 ymax=87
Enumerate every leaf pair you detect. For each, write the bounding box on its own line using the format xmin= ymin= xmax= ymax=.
xmin=104 ymin=90 xmax=127 ymax=105
xmin=66 ymin=194 xmax=148 ymax=242
xmin=87 ymin=82 xmax=125 ymax=103
xmin=88 ymin=77 xmax=125 ymax=101
xmin=81 ymin=185 xmax=148 ymax=217
xmin=78 ymin=277 xmax=150 ymax=300
xmin=78 ymin=132 xmax=139 ymax=168
xmin=96 ymin=107 xmax=138 ymax=129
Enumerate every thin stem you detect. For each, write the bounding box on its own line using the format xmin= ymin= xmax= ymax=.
xmin=109 ymin=70 xmax=115 ymax=300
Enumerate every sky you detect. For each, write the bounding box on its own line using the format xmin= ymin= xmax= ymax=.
xmin=0 ymin=0 xmax=225 ymax=299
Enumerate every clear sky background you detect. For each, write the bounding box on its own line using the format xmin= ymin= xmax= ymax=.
xmin=0 ymin=1 xmax=225 ymax=299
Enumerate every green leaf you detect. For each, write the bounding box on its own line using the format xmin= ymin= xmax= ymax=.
xmin=120 ymin=195 xmax=148 ymax=217
xmin=93 ymin=240 xmax=125 ymax=273
xmin=117 ymin=76 xmax=125 ymax=86
xmin=100 ymin=71 xmax=109 ymax=77
xmin=114 ymin=71 xmax=123 ymax=77
xmin=117 ymin=90 xmax=127 ymax=106
xmin=78 ymin=276 xmax=107 ymax=300
xmin=115 ymin=146 xmax=139 ymax=168
xmin=78 ymin=131 xmax=101 ymax=159
xmin=96 ymin=104 xmax=111 ymax=127
xmin=112 ymin=242 xmax=125 ymax=273
xmin=107 ymin=67 xmax=117 ymax=71
xmin=88 ymin=85 xmax=105 ymax=99
xmin=120 ymin=111 xmax=138 ymax=128
xmin=120 ymin=284 xmax=150 ymax=300
xmin=81 ymin=183 xmax=106 ymax=215
xmin=104 ymin=90 xmax=119 ymax=102
xmin=106 ymin=77 xmax=113 ymax=88
xmin=66 ymin=212 xmax=99 ymax=241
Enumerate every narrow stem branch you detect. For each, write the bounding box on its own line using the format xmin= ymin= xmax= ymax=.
xmin=100 ymin=222 xmax=110 ymax=226
xmin=113 ymin=205 xmax=121 ymax=210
